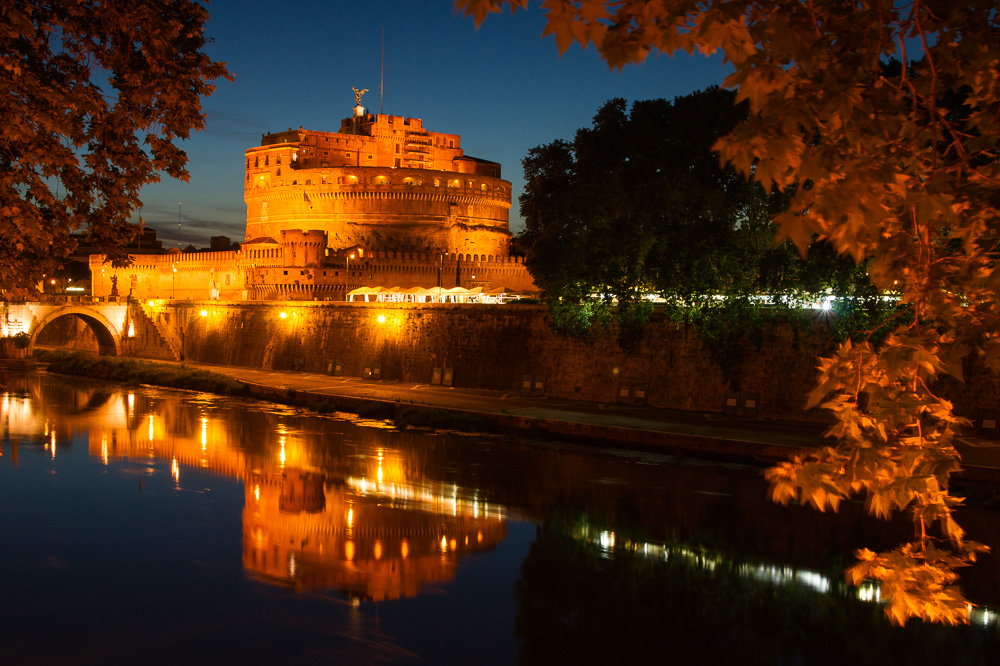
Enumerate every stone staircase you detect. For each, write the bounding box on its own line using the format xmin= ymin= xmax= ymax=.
xmin=133 ymin=301 xmax=183 ymax=361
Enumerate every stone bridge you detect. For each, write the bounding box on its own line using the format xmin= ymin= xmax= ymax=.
xmin=4 ymin=299 xmax=183 ymax=360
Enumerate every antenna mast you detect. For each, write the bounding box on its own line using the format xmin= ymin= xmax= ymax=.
xmin=380 ymin=28 xmax=384 ymax=114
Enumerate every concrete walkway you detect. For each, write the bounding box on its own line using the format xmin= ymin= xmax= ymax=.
xmin=170 ymin=360 xmax=1000 ymax=482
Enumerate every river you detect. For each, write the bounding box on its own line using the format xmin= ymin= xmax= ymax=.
xmin=2 ymin=372 xmax=999 ymax=665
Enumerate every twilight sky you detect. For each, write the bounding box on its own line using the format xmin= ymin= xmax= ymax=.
xmin=140 ymin=0 xmax=730 ymax=248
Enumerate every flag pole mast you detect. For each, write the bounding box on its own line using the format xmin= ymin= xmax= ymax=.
xmin=380 ymin=28 xmax=384 ymax=115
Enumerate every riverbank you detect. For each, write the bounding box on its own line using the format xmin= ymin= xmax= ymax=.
xmin=32 ymin=350 xmax=1000 ymax=483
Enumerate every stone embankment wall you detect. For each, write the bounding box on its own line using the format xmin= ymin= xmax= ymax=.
xmin=39 ymin=300 xmax=1000 ymax=420
xmin=172 ymin=301 xmax=840 ymax=419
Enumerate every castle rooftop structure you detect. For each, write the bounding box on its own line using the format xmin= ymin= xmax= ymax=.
xmin=244 ymin=108 xmax=513 ymax=258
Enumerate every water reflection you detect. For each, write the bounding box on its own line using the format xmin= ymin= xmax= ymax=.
xmin=0 ymin=374 xmax=508 ymax=604
xmin=4 ymin=372 xmax=1000 ymax=663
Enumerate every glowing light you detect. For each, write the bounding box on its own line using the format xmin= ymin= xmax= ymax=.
xmin=440 ymin=536 xmax=448 ymax=552
xmin=347 ymin=508 xmax=354 ymax=527
xmin=450 ymin=538 xmax=457 ymax=551
xmin=200 ymin=310 xmax=208 ymax=317
xmin=821 ymin=299 xmax=832 ymax=312
xmin=127 ymin=322 xmax=135 ymax=337
xmin=377 ymin=314 xmax=386 ymax=324
xmin=279 ymin=311 xmax=287 ymax=319
xmin=201 ymin=417 xmax=208 ymax=452
xmin=148 ymin=414 xmax=154 ymax=442
xmin=254 ymin=484 xmax=260 ymax=503
xmin=279 ymin=435 xmax=286 ymax=467
xmin=401 ymin=540 xmax=409 ymax=559
xmin=127 ymin=393 xmax=135 ymax=413
xmin=101 ymin=434 xmax=108 ymax=465
xmin=49 ymin=431 xmax=56 ymax=459
xmin=374 ymin=540 xmax=383 ymax=560
xmin=377 ymin=463 xmax=383 ymax=484
xmin=289 ymin=553 xmax=297 ymax=577
xmin=147 ymin=300 xmax=155 ymax=307
xmin=171 ymin=458 xmax=180 ymax=483
xmin=345 ymin=540 xmax=355 ymax=560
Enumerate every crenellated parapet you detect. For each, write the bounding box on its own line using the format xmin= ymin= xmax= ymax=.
xmin=244 ymin=113 xmax=513 ymax=256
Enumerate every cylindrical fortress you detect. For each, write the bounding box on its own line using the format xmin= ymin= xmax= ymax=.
xmin=244 ymin=114 xmax=513 ymax=257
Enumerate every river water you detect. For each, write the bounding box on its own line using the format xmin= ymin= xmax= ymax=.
xmin=2 ymin=372 xmax=1000 ymax=665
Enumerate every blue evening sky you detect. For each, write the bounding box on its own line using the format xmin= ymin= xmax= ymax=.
xmin=140 ymin=0 xmax=730 ymax=248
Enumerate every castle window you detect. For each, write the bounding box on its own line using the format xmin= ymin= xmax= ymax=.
xmin=395 ymin=144 xmax=400 ymax=154
xmin=265 ymin=156 xmax=269 ymax=165
xmin=306 ymin=179 xmax=311 ymax=185
xmin=246 ymin=159 xmax=250 ymax=168
xmin=337 ymin=177 xmax=344 ymax=184
xmin=254 ymin=156 xmax=259 ymax=167
xmin=449 ymin=140 xmax=454 ymax=148
xmin=323 ymin=151 xmax=328 ymax=156
xmin=277 ymin=168 xmax=281 ymax=176
xmin=283 ymin=270 xmax=287 ymax=275
xmin=346 ymin=152 xmax=351 ymax=158
xmin=368 ymin=155 xmax=372 ymax=160
xmin=276 ymin=155 xmax=281 ymax=164
xmin=448 ymin=179 xmax=459 ymax=188
xmin=433 ymin=178 xmax=440 ymax=187
xmin=292 ymin=180 xmax=297 ymax=185
xmin=394 ymin=158 xmax=400 ymax=168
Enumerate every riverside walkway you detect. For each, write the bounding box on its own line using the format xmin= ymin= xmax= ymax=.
xmin=172 ymin=360 xmax=1000 ymax=483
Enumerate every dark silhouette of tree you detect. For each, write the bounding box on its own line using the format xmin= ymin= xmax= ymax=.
xmin=1 ymin=0 xmax=231 ymax=295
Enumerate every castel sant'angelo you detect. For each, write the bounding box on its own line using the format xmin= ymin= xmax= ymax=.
xmin=91 ymin=90 xmax=535 ymax=301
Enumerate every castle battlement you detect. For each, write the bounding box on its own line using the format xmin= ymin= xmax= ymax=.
xmin=244 ymin=110 xmax=511 ymax=257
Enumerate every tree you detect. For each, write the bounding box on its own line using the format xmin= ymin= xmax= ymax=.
xmin=458 ymin=0 xmax=1000 ymax=624
xmin=520 ymin=88 xmax=881 ymax=377
xmin=1 ymin=0 xmax=231 ymax=296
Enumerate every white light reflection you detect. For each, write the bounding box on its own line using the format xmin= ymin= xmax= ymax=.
xmin=171 ymin=458 xmax=180 ymax=484
xmin=573 ymin=527 xmax=1000 ymax=629
xmin=344 ymin=476 xmax=506 ymax=522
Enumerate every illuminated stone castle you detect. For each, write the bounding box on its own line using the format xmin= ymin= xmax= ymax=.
xmin=245 ymin=112 xmax=513 ymax=257
xmin=91 ymin=94 xmax=535 ymax=301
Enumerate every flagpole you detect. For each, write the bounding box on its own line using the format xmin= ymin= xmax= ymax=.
xmin=380 ymin=28 xmax=384 ymax=115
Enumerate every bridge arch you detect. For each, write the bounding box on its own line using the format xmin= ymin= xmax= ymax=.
xmin=28 ymin=306 xmax=123 ymax=357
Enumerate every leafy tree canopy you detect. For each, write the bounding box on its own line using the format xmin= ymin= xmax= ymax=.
xmin=459 ymin=0 xmax=1000 ymax=624
xmin=1 ymin=0 xmax=231 ymax=296
xmin=520 ymin=88 xmax=880 ymax=362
